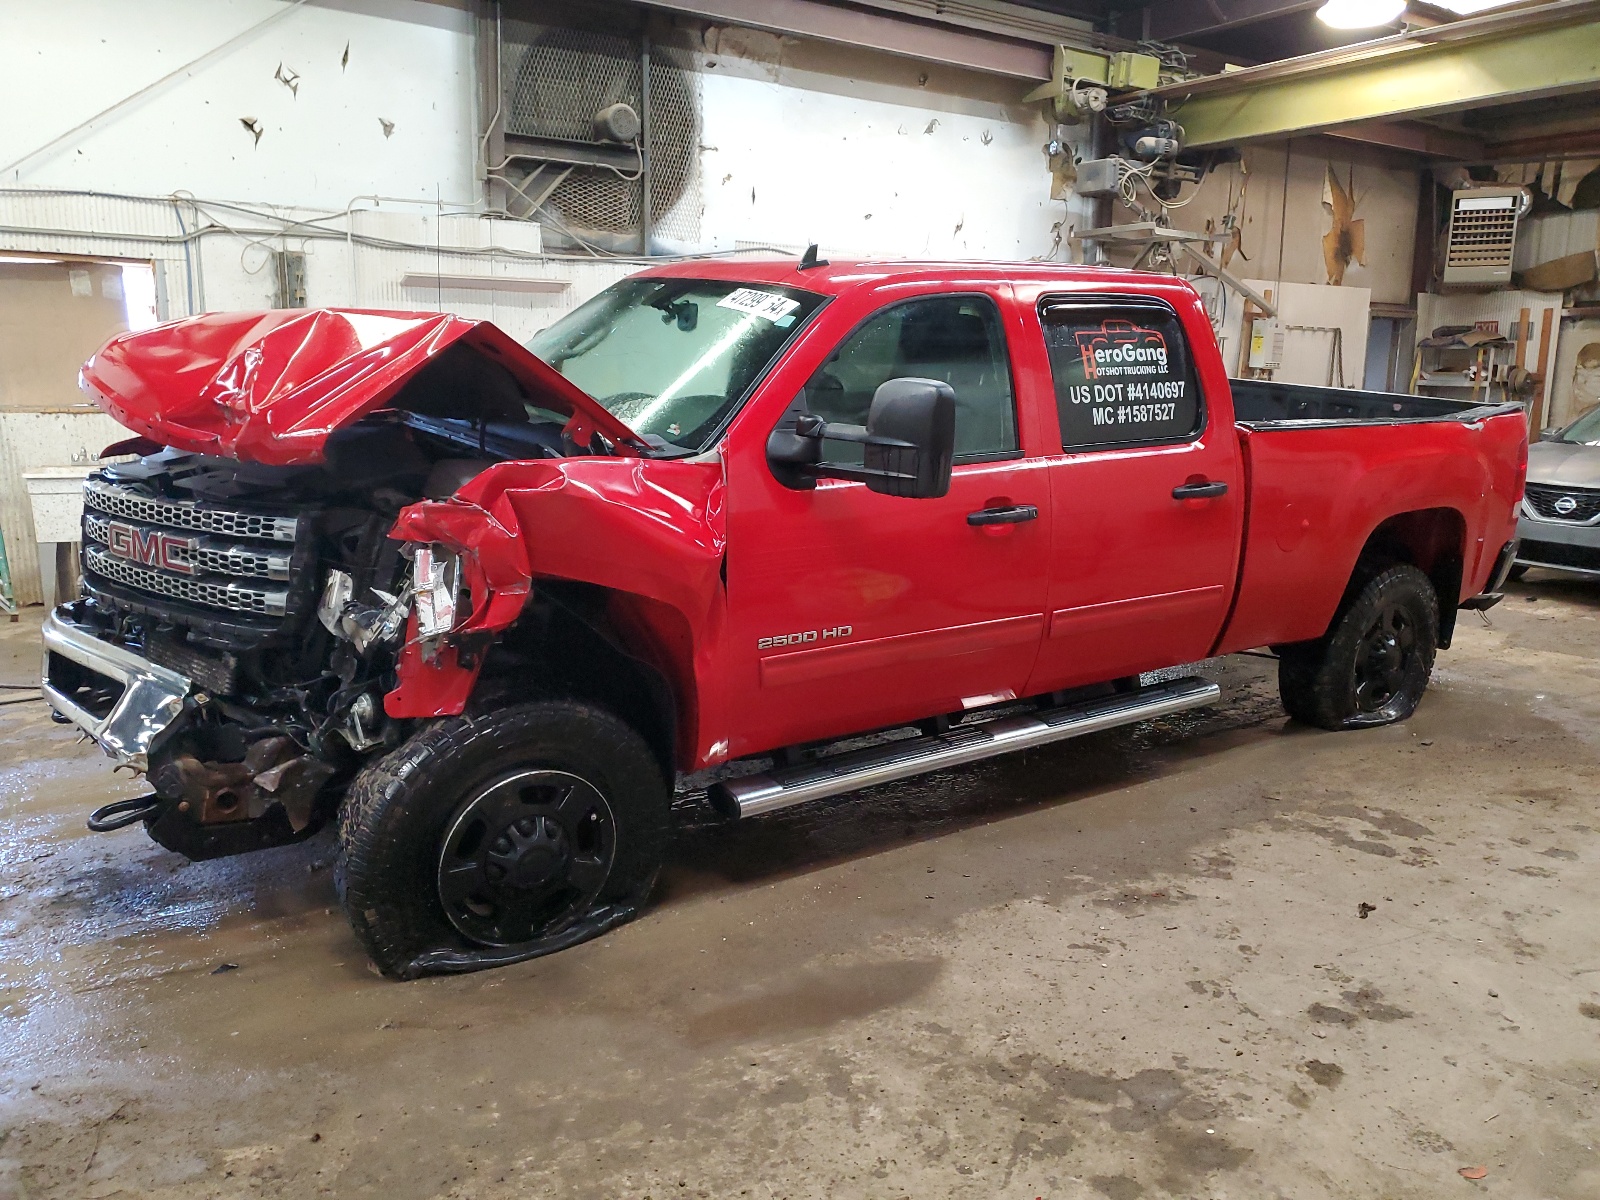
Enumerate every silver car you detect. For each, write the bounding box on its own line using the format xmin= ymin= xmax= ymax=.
xmin=1514 ymin=406 xmax=1600 ymax=580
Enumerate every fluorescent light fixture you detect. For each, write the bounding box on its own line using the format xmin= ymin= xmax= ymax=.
xmin=1317 ymin=0 xmax=1406 ymax=27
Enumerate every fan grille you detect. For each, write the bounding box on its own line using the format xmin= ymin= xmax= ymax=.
xmin=502 ymin=20 xmax=699 ymax=242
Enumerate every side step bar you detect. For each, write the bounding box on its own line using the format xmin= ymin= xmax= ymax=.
xmin=708 ymin=675 xmax=1221 ymax=819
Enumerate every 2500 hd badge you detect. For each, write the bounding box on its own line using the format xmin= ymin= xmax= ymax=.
xmin=757 ymin=625 xmax=853 ymax=650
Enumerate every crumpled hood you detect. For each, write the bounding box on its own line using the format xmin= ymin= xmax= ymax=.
xmin=1528 ymin=438 xmax=1600 ymax=489
xmin=80 ymin=308 xmax=642 ymax=467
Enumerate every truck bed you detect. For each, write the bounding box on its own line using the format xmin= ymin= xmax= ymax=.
xmin=1215 ymin=380 xmax=1528 ymax=657
xmin=1230 ymin=378 xmax=1520 ymax=428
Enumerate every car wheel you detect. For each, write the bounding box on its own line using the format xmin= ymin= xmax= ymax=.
xmin=1506 ymin=564 xmax=1529 ymax=582
xmin=1277 ymin=564 xmax=1439 ymax=731
xmin=336 ymin=700 xmax=669 ymax=979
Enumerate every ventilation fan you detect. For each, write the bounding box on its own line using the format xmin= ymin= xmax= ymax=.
xmin=500 ymin=19 xmax=699 ymax=246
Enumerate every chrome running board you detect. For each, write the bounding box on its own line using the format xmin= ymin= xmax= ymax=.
xmin=708 ymin=676 xmax=1221 ymax=819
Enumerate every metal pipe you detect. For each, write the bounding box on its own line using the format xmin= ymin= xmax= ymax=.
xmin=641 ymin=33 xmax=653 ymax=257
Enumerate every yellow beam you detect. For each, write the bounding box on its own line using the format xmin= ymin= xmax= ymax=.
xmin=1166 ymin=13 xmax=1600 ymax=149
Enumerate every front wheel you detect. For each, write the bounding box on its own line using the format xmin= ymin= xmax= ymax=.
xmin=336 ymin=700 xmax=669 ymax=978
xmin=1277 ymin=564 xmax=1439 ymax=730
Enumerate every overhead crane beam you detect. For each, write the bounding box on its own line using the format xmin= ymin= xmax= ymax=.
xmin=1143 ymin=0 xmax=1600 ymax=150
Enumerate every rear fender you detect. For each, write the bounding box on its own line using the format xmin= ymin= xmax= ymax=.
xmin=1348 ymin=507 xmax=1467 ymax=648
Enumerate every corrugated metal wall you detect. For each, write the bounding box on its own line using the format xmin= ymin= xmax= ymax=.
xmin=0 ymin=412 xmax=128 ymax=607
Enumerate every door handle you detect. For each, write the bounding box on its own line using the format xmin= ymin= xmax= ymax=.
xmin=967 ymin=504 xmax=1039 ymax=526
xmin=1172 ymin=481 xmax=1228 ymax=500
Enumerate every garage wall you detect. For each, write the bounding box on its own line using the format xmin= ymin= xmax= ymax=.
xmin=1111 ymin=137 xmax=1422 ymax=307
xmin=693 ymin=28 xmax=1077 ymax=260
xmin=1 ymin=0 xmax=479 ymax=206
xmin=2 ymin=2 xmax=1076 ymax=266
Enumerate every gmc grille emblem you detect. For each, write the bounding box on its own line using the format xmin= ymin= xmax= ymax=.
xmin=105 ymin=521 xmax=197 ymax=575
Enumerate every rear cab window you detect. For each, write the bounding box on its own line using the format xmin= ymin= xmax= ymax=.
xmin=1038 ymin=301 xmax=1203 ymax=451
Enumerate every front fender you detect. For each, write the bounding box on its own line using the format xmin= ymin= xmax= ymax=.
xmin=382 ymin=456 xmax=727 ymax=758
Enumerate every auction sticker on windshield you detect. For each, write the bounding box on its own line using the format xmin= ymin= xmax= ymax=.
xmin=718 ymin=288 xmax=802 ymax=324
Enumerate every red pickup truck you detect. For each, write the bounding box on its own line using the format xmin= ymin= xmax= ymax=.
xmin=45 ymin=259 xmax=1526 ymax=977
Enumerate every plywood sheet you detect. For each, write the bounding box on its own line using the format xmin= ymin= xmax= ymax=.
xmin=1212 ymin=279 xmax=1371 ymax=388
xmin=0 ymin=261 xmax=128 ymax=413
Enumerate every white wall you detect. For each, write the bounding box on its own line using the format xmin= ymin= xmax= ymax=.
xmin=1 ymin=0 xmax=478 ymax=207
xmin=692 ymin=28 xmax=1081 ymax=260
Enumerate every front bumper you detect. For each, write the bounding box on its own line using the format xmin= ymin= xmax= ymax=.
xmin=41 ymin=608 xmax=192 ymax=770
xmin=1516 ymin=508 xmax=1600 ymax=579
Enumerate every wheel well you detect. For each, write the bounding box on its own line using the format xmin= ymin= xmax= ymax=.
xmin=470 ymin=582 xmax=679 ymax=777
xmin=1347 ymin=508 xmax=1466 ymax=648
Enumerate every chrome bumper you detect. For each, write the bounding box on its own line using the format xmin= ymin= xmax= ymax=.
xmin=41 ymin=609 xmax=191 ymax=770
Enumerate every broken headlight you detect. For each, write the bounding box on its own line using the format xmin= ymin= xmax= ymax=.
xmin=413 ymin=545 xmax=461 ymax=639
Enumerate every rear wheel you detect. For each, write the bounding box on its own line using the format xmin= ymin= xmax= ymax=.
xmin=1277 ymin=564 xmax=1439 ymax=730
xmin=336 ymin=700 xmax=669 ymax=978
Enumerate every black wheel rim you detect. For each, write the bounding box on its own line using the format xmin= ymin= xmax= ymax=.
xmin=436 ymin=769 xmax=616 ymax=947
xmin=1353 ymin=602 xmax=1417 ymax=714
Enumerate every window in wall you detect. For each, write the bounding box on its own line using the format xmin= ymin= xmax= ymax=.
xmin=1040 ymin=302 xmax=1202 ymax=450
xmin=801 ymin=294 xmax=1017 ymax=461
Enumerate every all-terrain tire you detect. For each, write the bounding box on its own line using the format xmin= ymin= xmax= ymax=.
xmin=336 ymin=700 xmax=669 ymax=979
xmin=1277 ymin=564 xmax=1439 ymax=731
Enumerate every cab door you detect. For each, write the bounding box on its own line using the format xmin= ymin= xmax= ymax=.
xmin=722 ymin=288 xmax=1052 ymax=757
xmin=1018 ymin=292 xmax=1244 ymax=693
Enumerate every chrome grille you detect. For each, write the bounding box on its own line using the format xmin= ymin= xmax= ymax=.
xmin=84 ymin=479 xmax=298 ymax=543
xmin=82 ymin=513 xmax=292 ymax=581
xmin=85 ymin=547 xmax=288 ymax=617
xmin=1525 ymin=483 xmax=1600 ymax=524
xmin=82 ymin=475 xmax=300 ymax=621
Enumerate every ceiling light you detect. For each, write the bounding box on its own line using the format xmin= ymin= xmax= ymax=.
xmin=1316 ymin=0 xmax=1407 ymax=28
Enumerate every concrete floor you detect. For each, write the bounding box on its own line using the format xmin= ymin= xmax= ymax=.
xmin=1 ymin=577 xmax=1598 ymax=1200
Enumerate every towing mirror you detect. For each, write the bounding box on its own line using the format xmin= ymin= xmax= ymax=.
xmin=766 ymin=377 xmax=955 ymax=499
xmin=863 ymin=378 xmax=955 ymax=498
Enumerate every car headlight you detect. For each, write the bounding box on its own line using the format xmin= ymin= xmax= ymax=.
xmin=413 ymin=545 xmax=461 ymax=639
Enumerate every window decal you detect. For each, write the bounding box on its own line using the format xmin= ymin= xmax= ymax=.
xmin=1043 ymin=307 xmax=1200 ymax=449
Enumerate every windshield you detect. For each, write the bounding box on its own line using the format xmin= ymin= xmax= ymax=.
xmin=1556 ymin=405 xmax=1600 ymax=446
xmin=527 ymin=276 xmax=826 ymax=451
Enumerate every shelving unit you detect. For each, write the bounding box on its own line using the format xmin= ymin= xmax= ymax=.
xmin=1412 ymin=339 xmax=1517 ymax=405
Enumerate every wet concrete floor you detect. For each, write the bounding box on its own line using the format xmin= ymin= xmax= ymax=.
xmin=1 ymin=577 xmax=1598 ymax=1199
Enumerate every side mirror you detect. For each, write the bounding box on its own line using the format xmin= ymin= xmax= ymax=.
xmin=863 ymin=378 xmax=955 ymax=498
xmin=767 ymin=377 xmax=954 ymax=499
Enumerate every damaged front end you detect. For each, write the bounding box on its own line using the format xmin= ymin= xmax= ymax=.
xmin=42 ymin=464 xmax=480 ymax=860
xmin=42 ymin=447 xmax=421 ymax=859
xmin=46 ymin=597 xmax=360 ymax=860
